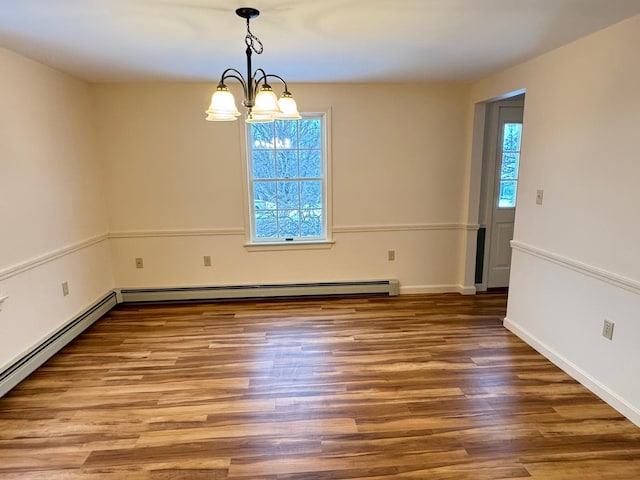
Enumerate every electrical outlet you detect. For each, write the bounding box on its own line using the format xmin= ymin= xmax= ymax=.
xmin=135 ymin=257 xmax=144 ymax=269
xmin=62 ymin=282 xmax=69 ymax=296
xmin=388 ymin=250 xmax=396 ymax=261
xmin=203 ymin=255 xmax=212 ymax=267
xmin=536 ymin=189 xmax=544 ymax=205
xmin=602 ymin=319 xmax=614 ymax=340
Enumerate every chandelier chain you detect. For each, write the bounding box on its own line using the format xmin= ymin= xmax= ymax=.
xmin=244 ymin=19 xmax=264 ymax=55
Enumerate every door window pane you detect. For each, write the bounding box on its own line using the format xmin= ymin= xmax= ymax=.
xmin=498 ymin=123 xmax=522 ymax=209
xmin=501 ymin=153 xmax=519 ymax=180
xmin=503 ymin=123 xmax=522 ymax=152
xmin=499 ymin=181 xmax=517 ymax=208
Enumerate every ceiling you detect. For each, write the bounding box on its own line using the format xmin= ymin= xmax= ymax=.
xmin=1 ymin=0 xmax=639 ymax=83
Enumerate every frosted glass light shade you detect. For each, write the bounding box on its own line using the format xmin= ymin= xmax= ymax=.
xmin=205 ymin=85 xmax=240 ymax=121
xmin=206 ymin=112 xmax=239 ymax=121
xmin=276 ymin=92 xmax=301 ymax=120
xmin=252 ymin=85 xmax=279 ymax=116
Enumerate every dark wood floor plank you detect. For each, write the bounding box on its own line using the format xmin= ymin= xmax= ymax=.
xmin=1 ymin=292 xmax=639 ymax=479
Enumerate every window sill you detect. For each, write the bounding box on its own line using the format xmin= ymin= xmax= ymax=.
xmin=244 ymin=240 xmax=335 ymax=252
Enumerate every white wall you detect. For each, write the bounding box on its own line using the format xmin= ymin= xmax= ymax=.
xmin=469 ymin=15 xmax=640 ymax=425
xmin=0 ymin=48 xmax=113 ymax=370
xmin=93 ymin=82 xmax=473 ymax=293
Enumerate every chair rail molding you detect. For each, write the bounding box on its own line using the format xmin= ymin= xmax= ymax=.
xmin=108 ymin=228 xmax=245 ymax=239
xmin=0 ymin=233 xmax=109 ymax=282
xmin=333 ymin=223 xmax=479 ymax=234
xmin=511 ymin=241 xmax=640 ymax=295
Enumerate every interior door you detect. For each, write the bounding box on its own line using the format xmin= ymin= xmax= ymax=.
xmin=487 ymin=105 xmax=523 ymax=288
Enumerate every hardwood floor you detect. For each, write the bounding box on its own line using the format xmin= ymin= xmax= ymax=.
xmin=1 ymin=293 xmax=639 ymax=479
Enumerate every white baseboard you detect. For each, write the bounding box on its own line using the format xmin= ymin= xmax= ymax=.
xmin=400 ymin=284 xmax=461 ymax=295
xmin=459 ymin=285 xmax=477 ymax=295
xmin=504 ymin=317 xmax=640 ymax=427
xmin=0 ymin=292 xmax=118 ymax=398
xmin=400 ymin=284 xmax=476 ymax=295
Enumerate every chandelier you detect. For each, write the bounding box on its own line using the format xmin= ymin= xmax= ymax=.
xmin=205 ymin=7 xmax=300 ymax=123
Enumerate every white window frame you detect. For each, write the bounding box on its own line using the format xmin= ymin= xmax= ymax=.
xmin=242 ymin=110 xmax=333 ymax=250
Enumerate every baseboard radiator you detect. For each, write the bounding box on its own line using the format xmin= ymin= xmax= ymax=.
xmin=0 ymin=292 xmax=118 ymax=398
xmin=120 ymin=279 xmax=400 ymax=303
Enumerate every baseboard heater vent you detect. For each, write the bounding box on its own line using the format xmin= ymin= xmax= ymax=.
xmin=0 ymin=292 xmax=118 ymax=398
xmin=120 ymin=280 xmax=400 ymax=303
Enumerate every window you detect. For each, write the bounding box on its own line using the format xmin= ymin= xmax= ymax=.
xmin=498 ymin=123 xmax=522 ymax=208
xmin=246 ymin=113 xmax=329 ymax=243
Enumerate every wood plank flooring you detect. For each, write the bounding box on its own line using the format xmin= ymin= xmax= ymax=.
xmin=1 ymin=293 xmax=639 ymax=479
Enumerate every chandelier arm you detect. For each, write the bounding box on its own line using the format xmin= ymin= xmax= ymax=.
xmin=219 ymin=68 xmax=247 ymax=90
xmin=221 ymin=74 xmax=248 ymax=95
xmin=262 ymin=74 xmax=290 ymax=92
xmin=253 ymin=68 xmax=269 ymax=89
xmin=253 ymin=70 xmax=290 ymax=93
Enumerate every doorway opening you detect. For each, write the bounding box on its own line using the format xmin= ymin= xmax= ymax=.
xmin=475 ymin=94 xmax=525 ymax=292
